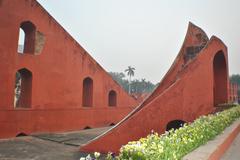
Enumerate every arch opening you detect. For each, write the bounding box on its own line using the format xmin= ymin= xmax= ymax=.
xmin=108 ymin=90 xmax=117 ymax=107
xmin=166 ymin=120 xmax=186 ymax=131
xmin=17 ymin=28 xmax=25 ymax=53
xmin=84 ymin=126 xmax=91 ymax=130
xmin=16 ymin=132 xmax=28 ymax=137
xmin=213 ymin=51 xmax=228 ymax=106
xmin=110 ymin=123 xmax=115 ymax=126
xmin=82 ymin=77 xmax=93 ymax=107
xmin=14 ymin=68 xmax=32 ymax=108
xmin=17 ymin=21 xmax=36 ymax=54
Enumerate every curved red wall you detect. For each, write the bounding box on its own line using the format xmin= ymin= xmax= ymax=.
xmin=81 ymin=23 xmax=230 ymax=153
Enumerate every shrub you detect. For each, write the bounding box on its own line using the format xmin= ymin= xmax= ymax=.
xmin=79 ymin=106 xmax=240 ymax=160
xmin=118 ymin=106 xmax=240 ymax=160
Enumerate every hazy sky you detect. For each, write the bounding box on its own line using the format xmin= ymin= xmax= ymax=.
xmin=37 ymin=0 xmax=240 ymax=83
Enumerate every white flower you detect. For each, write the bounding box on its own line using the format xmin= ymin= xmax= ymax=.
xmin=86 ymin=154 xmax=92 ymax=160
xmin=94 ymin=152 xmax=100 ymax=158
xmin=79 ymin=158 xmax=86 ymax=160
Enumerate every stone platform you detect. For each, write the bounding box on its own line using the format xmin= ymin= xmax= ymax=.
xmin=0 ymin=127 xmax=111 ymax=160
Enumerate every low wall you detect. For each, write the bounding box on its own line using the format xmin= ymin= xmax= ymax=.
xmin=183 ymin=119 xmax=240 ymax=160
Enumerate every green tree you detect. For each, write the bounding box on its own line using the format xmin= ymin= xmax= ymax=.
xmin=109 ymin=72 xmax=125 ymax=83
xmin=125 ymin=66 xmax=135 ymax=94
xmin=108 ymin=72 xmax=129 ymax=91
xmin=109 ymin=72 xmax=156 ymax=94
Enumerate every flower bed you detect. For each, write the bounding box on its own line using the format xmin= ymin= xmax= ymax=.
xmin=80 ymin=106 xmax=240 ymax=160
xmin=118 ymin=106 xmax=240 ymax=160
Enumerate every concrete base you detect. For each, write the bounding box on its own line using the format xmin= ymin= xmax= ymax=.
xmin=220 ymin=133 xmax=240 ymax=160
xmin=0 ymin=127 xmax=111 ymax=160
xmin=33 ymin=126 xmax=111 ymax=146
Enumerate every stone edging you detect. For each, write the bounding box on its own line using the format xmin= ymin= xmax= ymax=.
xmin=183 ymin=119 xmax=240 ymax=160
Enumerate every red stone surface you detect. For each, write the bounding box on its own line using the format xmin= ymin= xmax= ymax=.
xmin=0 ymin=0 xmax=137 ymax=138
xmin=81 ymin=23 xmax=230 ymax=153
xmin=131 ymin=92 xmax=150 ymax=104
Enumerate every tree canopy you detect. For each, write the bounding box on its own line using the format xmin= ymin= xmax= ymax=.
xmin=109 ymin=73 xmax=240 ymax=96
xmin=109 ymin=72 xmax=156 ymax=94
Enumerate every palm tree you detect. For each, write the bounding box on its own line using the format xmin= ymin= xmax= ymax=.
xmin=125 ymin=66 xmax=135 ymax=94
xmin=141 ymin=78 xmax=146 ymax=92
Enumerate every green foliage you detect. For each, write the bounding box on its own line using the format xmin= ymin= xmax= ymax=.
xmin=230 ymin=74 xmax=240 ymax=84
xmin=109 ymin=72 xmax=156 ymax=94
xmin=118 ymin=106 xmax=240 ymax=160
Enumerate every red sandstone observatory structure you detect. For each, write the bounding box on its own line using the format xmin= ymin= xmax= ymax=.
xmin=0 ymin=0 xmax=138 ymax=138
xmin=81 ymin=23 xmax=230 ymax=153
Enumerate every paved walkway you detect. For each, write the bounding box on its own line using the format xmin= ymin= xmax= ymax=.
xmin=0 ymin=136 xmax=81 ymax=160
xmin=0 ymin=127 xmax=111 ymax=160
xmin=220 ymin=133 xmax=240 ymax=160
xmin=33 ymin=126 xmax=111 ymax=146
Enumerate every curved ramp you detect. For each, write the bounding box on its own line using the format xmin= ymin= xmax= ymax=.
xmin=81 ymin=22 xmax=229 ymax=153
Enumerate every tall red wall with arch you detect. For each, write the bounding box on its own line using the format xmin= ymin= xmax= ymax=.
xmin=0 ymin=0 xmax=137 ymax=138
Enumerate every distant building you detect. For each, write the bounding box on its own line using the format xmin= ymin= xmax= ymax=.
xmin=228 ymin=83 xmax=238 ymax=104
